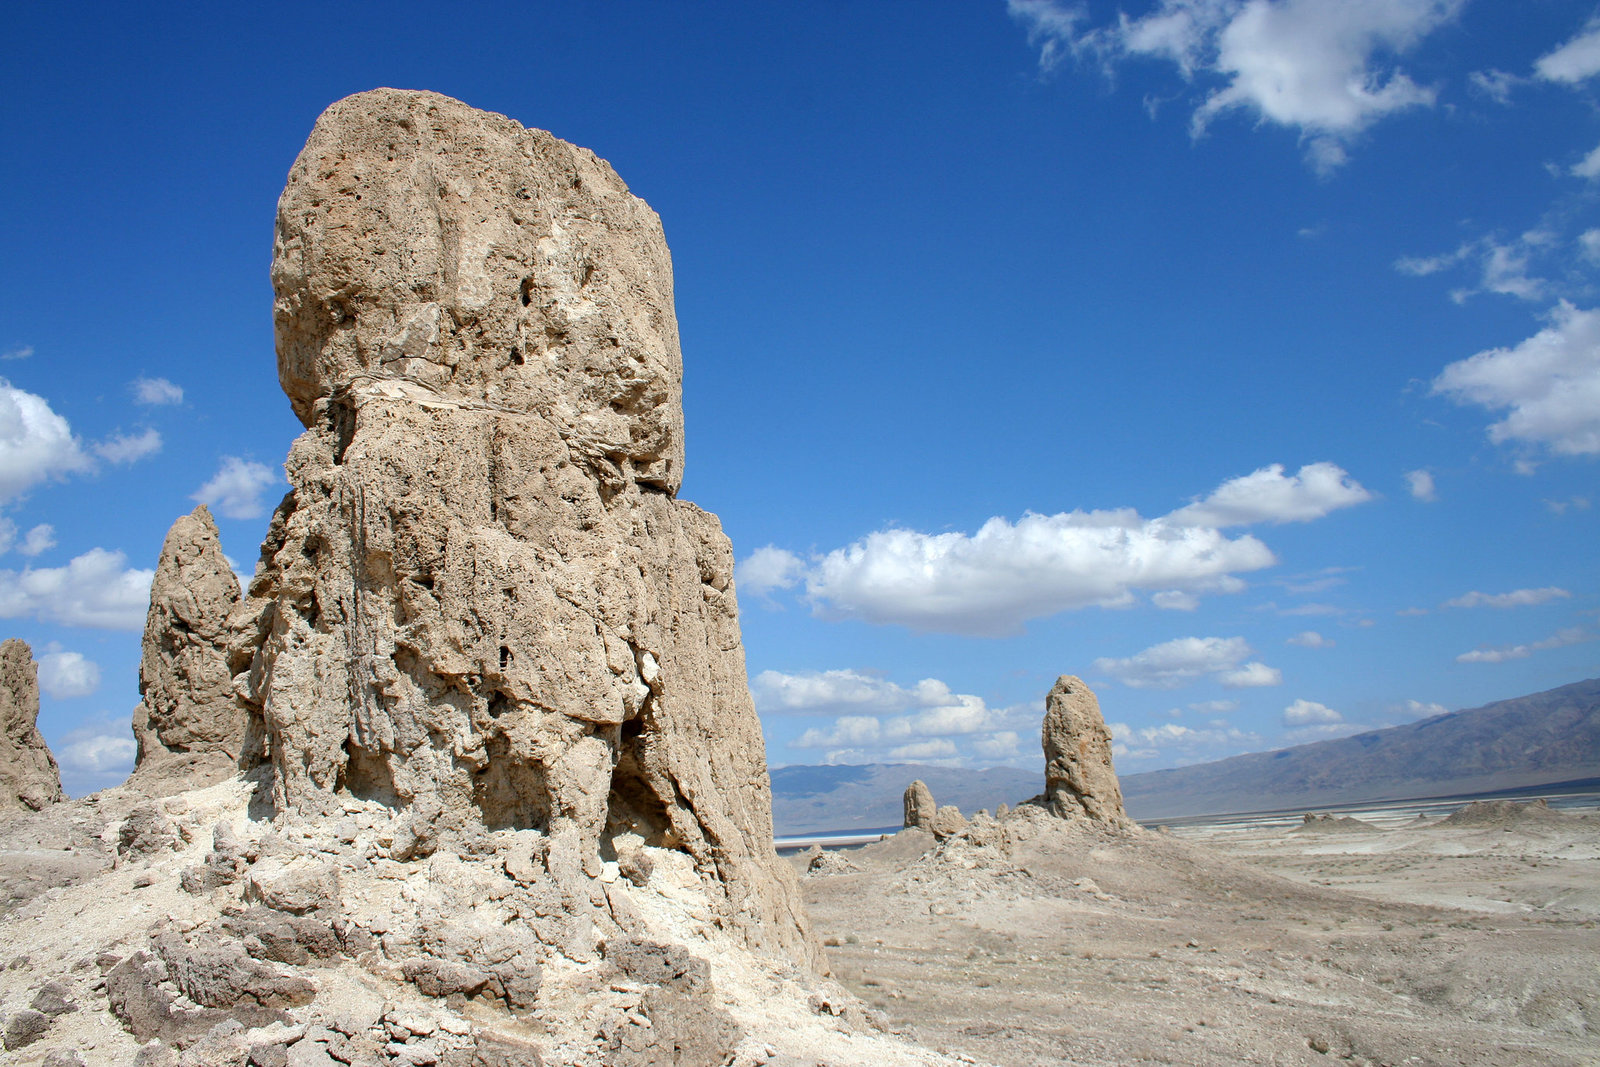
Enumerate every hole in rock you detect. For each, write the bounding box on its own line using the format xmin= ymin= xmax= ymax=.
xmin=605 ymin=719 xmax=676 ymax=850
xmin=508 ymin=345 xmax=524 ymax=366
xmin=499 ymin=645 xmax=512 ymax=669
xmin=472 ymin=737 xmax=551 ymax=832
xmin=341 ymin=743 xmax=401 ymax=809
xmin=519 ymin=277 xmax=536 ymax=307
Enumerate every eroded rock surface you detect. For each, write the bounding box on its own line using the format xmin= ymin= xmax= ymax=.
xmin=902 ymin=780 xmax=935 ymax=831
xmin=0 ymin=640 xmax=63 ymax=813
xmin=131 ymin=505 xmax=250 ymax=792
xmin=225 ymin=87 xmax=811 ymax=963
xmin=1041 ymin=675 xmax=1129 ymax=826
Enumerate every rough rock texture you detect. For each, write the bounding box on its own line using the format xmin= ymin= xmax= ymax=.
xmin=0 ymin=640 xmax=63 ymax=812
xmin=1041 ymin=675 xmax=1129 ymax=826
xmin=131 ymin=506 xmax=250 ymax=792
xmin=225 ymin=88 xmax=811 ymax=963
xmin=902 ymin=780 xmax=935 ymax=831
xmin=929 ymin=805 xmax=967 ymax=841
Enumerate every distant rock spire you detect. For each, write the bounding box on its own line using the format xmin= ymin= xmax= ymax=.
xmin=1042 ymin=675 xmax=1131 ymax=827
xmin=0 ymin=639 xmax=64 ymax=811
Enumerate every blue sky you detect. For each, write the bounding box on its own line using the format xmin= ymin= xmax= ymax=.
xmin=1 ymin=1 xmax=1596 ymax=794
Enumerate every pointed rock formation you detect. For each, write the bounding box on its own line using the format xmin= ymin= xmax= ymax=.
xmin=903 ymin=779 xmax=935 ymax=830
xmin=130 ymin=505 xmax=250 ymax=792
xmin=1042 ymin=675 xmax=1130 ymax=827
xmin=0 ymin=639 xmax=63 ymax=811
xmin=228 ymin=88 xmax=812 ymax=962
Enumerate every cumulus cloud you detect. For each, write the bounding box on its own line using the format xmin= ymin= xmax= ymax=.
xmin=1405 ymin=469 xmax=1436 ymax=501
xmin=37 ymin=650 xmax=101 ymax=699
xmin=1535 ymin=17 xmax=1600 ymax=84
xmin=760 ymin=463 xmax=1367 ymax=635
xmin=53 ymin=716 xmax=136 ymax=795
xmin=1108 ymin=718 xmax=1262 ymax=760
xmin=757 ymin=668 xmax=1033 ymax=765
xmin=193 ymin=457 xmax=281 ymax=520
xmin=1219 ymin=661 xmax=1283 ymax=688
xmin=735 ymin=546 xmax=806 ymax=599
xmin=1432 ymin=303 xmax=1600 ymax=457
xmin=803 ymin=510 xmax=1273 ymax=635
xmin=1456 ymin=627 xmax=1594 ymax=664
xmin=132 ymin=377 xmax=183 ymax=406
xmin=94 ymin=428 xmax=162 ymax=465
xmin=1166 ymin=462 xmax=1371 ymax=527
xmin=0 ymin=379 xmax=94 ymax=504
xmin=0 ymin=548 xmax=154 ymax=630
xmin=1093 ymin=635 xmax=1279 ymax=690
xmin=18 ymin=524 xmax=55 ymax=556
xmin=1395 ymin=698 xmax=1447 ymax=720
xmin=1443 ymin=587 xmax=1570 ymax=610
xmin=1283 ymin=698 xmax=1342 ymax=725
xmin=1011 ymin=0 xmax=1463 ymax=174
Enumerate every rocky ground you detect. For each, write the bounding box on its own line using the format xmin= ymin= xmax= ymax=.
xmin=799 ymin=799 xmax=1600 ymax=1067
xmin=0 ymin=775 xmax=958 ymax=1066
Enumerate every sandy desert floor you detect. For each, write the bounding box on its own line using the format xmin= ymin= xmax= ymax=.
xmin=797 ymin=798 xmax=1600 ymax=1067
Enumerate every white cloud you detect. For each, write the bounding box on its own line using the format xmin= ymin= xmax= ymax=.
xmin=0 ymin=548 xmax=154 ymax=630
xmin=1397 ymin=233 xmax=1553 ymax=304
xmin=1433 ymin=303 xmax=1600 ymax=457
xmin=193 ymin=457 xmax=281 ymax=520
xmin=1545 ymin=495 xmax=1591 ymax=515
xmin=1189 ymin=699 xmax=1239 ymax=713
xmin=803 ymin=509 xmax=1273 ymax=635
xmin=132 ymin=377 xmax=183 ymax=406
xmin=1111 ymin=719 xmax=1263 ymax=758
xmin=1404 ymin=469 xmax=1436 ymax=501
xmin=1443 ymin=586 xmax=1570 ymax=610
xmin=1014 ymin=0 xmax=1464 ymax=174
xmin=1395 ymin=699 xmax=1447 ymax=720
xmin=764 ymin=668 xmax=1034 ymax=765
xmin=766 ymin=464 xmax=1368 ymax=635
xmin=1286 ymin=630 xmax=1333 ymax=648
xmin=18 ymin=524 xmax=55 ymax=557
xmin=0 ymin=346 xmax=32 ymax=361
xmin=1456 ymin=627 xmax=1594 ymax=664
xmin=37 ymin=650 xmax=101 ymax=699
xmin=1166 ymin=462 xmax=1371 ymax=526
xmin=1219 ymin=661 xmax=1283 ymax=688
xmin=1283 ymin=698 xmax=1342 ymax=725
xmin=1535 ymin=18 xmax=1600 ymax=84
xmin=1573 ymin=143 xmax=1600 ymax=180
xmin=1467 ymin=69 xmax=1519 ymax=104
xmin=94 ymin=428 xmax=162 ymax=465
xmin=735 ymin=546 xmax=806 ymax=598
xmin=0 ymin=379 xmax=94 ymax=504
xmin=53 ymin=716 xmax=137 ymax=794
xmin=1580 ymin=230 xmax=1600 ymax=265
xmin=1093 ymin=635 xmax=1279 ymax=690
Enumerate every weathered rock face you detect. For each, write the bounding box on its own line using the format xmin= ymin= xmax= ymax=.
xmin=0 ymin=639 xmax=63 ymax=812
xmin=1041 ymin=675 xmax=1130 ymax=827
xmin=229 ymin=88 xmax=812 ymax=962
xmin=903 ymin=779 xmax=935 ymax=830
xmin=130 ymin=506 xmax=250 ymax=791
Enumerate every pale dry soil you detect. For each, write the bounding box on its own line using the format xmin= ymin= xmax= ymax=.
xmin=798 ymin=803 xmax=1600 ymax=1067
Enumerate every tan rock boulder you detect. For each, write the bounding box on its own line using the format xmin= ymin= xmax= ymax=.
xmin=0 ymin=639 xmax=63 ymax=811
xmin=130 ymin=505 xmax=251 ymax=792
xmin=903 ymin=779 xmax=935 ymax=830
xmin=228 ymin=89 xmax=814 ymax=964
xmin=1042 ymin=675 xmax=1130 ymax=827
xmin=930 ymin=805 xmax=968 ymax=840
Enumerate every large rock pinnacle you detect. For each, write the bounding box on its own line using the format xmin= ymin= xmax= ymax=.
xmin=131 ymin=505 xmax=250 ymax=791
xmin=1042 ymin=675 xmax=1131 ymax=827
xmin=0 ymin=639 xmax=63 ymax=812
xmin=229 ymin=89 xmax=813 ymax=962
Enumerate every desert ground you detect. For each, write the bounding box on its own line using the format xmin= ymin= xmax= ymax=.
xmin=797 ymin=796 xmax=1600 ymax=1067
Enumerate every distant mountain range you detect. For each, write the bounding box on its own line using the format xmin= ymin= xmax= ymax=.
xmin=1119 ymin=677 xmax=1600 ymax=819
xmin=767 ymin=678 xmax=1600 ymax=833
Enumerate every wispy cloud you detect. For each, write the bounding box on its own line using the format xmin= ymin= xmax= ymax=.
xmin=193 ymin=457 xmax=282 ymax=520
xmin=0 ymin=346 xmax=33 ymax=362
xmin=94 ymin=428 xmax=162 ymax=465
xmin=1443 ymin=587 xmax=1570 ymax=610
xmin=131 ymin=376 xmax=183 ymax=406
xmin=1404 ymin=469 xmax=1437 ymax=501
xmin=1456 ymin=627 xmax=1593 ymax=663
xmin=1534 ymin=17 xmax=1600 ymax=84
xmin=1009 ymin=0 xmax=1465 ymax=174
xmin=1093 ymin=635 xmax=1280 ymax=690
